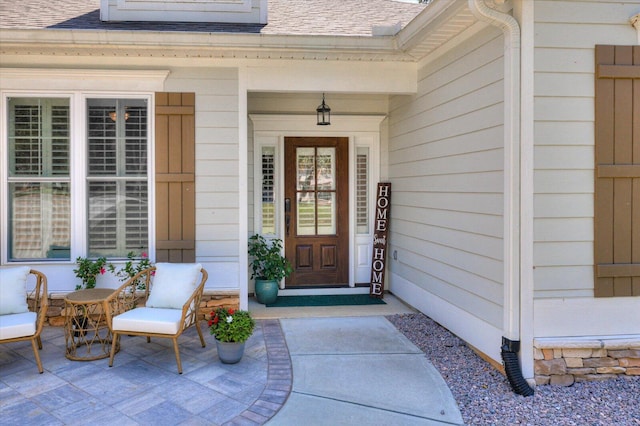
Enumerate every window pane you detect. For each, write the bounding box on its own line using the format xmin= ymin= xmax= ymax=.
xmin=297 ymin=148 xmax=315 ymax=191
xmin=124 ymin=182 xmax=149 ymax=251
xmin=356 ymin=147 xmax=369 ymax=234
xmin=261 ymin=146 xmax=275 ymax=234
xmin=87 ymin=101 xmax=117 ymax=175
xmin=317 ymin=192 xmax=336 ymax=235
xmin=9 ymin=182 xmax=71 ymax=260
xmin=124 ymin=105 xmax=148 ymax=176
xmin=8 ymin=98 xmax=70 ymax=177
xmin=297 ymin=192 xmax=315 ymax=235
xmin=87 ymin=99 xmax=147 ymax=177
xmin=88 ymin=181 xmax=148 ymax=257
xmin=316 ymin=147 xmax=335 ymax=190
xmin=87 ymin=98 xmax=148 ymax=257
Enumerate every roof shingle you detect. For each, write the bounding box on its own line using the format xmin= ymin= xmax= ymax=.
xmin=0 ymin=0 xmax=425 ymax=36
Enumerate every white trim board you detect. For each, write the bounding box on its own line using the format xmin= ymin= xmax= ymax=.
xmin=0 ymin=68 xmax=170 ymax=92
xmin=534 ymin=298 xmax=640 ymax=338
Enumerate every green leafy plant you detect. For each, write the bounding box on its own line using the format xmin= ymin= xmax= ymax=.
xmin=208 ymin=307 xmax=255 ymax=343
xmin=73 ymin=256 xmax=109 ymax=290
xmin=248 ymin=234 xmax=293 ymax=281
xmin=108 ymin=251 xmax=153 ymax=290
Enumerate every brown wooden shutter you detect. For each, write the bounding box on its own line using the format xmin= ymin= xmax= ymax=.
xmin=155 ymin=92 xmax=196 ymax=263
xmin=594 ymin=45 xmax=640 ymax=297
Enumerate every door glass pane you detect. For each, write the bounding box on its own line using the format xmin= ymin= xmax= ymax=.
xmin=9 ymin=182 xmax=71 ymax=260
xmin=297 ymin=192 xmax=315 ymax=235
xmin=316 ymin=147 xmax=335 ymax=190
xmin=297 ymin=148 xmax=315 ymax=191
xmin=317 ymin=192 xmax=336 ymax=234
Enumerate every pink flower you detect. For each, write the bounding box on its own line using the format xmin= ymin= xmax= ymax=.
xmin=100 ymin=267 xmax=106 ymax=275
xmin=141 ymin=252 xmax=147 ymax=258
xmin=151 ymin=270 xmax=156 ymax=276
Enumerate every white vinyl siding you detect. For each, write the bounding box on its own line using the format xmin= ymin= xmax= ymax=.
xmin=532 ymin=0 xmax=640 ymax=299
xmin=164 ymin=68 xmax=241 ymax=288
xmin=388 ymin=28 xmax=505 ymax=330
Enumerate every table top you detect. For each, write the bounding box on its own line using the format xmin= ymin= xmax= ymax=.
xmin=65 ymin=288 xmax=115 ymax=303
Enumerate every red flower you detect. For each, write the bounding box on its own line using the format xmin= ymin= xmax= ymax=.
xmin=228 ymin=308 xmax=235 ymax=315
xmin=213 ymin=316 xmax=219 ymax=324
xmin=141 ymin=252 xmax=147 ymax=258
xmin=208 ymin=320 xmax=213 ymax=327
xmin=100 ymin=267 xmax=106 ymax=275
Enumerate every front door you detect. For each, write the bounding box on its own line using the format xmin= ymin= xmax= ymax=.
xmin=284 ymin=137 xmax=349 ymax=287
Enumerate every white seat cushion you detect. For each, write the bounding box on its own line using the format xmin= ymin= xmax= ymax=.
xmin=0 ymin=266 xmax=30 ymax=315
xmin=112 ymin=307 xmax=183 ymax=335
xmin=146 ymin=263 xmax=202 ymax=309
xmin=0 ymin=312 xmax=37 ymax=340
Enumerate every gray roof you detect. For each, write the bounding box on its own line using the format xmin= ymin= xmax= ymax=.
xmin=0 ymin=0 xmax=425 ymax=36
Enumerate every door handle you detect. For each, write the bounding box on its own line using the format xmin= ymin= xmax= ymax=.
xmin=284 ymin=198 xmax=291 ymax=236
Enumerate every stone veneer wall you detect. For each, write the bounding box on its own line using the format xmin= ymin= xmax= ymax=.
xmin=534 ymin=337 xmax=640 ymax=386
xmin=40 ymin=290 xmax=240 ymax=327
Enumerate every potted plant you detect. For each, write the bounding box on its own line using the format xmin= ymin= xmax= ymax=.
xmin=208 ymin=307 xmax=255 ymax=364
xmin=72 ymin=256 xmax=108 ymax=335
xmin=108 ymin=251 xmax=153 ymax=291
xmin=73 ymin=256 xmax=109 ymax=290
xmin=248 ymin=234 xmax=293 ymax=304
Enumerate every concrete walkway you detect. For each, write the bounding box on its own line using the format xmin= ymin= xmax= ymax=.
xmin=269 ymin=316 xmax=463 ymax=425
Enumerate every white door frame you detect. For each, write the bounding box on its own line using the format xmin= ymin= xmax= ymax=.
xmin=250 ymin=114 xmax=385 ymax=294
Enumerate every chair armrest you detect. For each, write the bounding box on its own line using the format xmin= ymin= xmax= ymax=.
xmin=103 ymin=267 xmax=155 ymax=329
xmin=29 ymin=270 xmax=48 ymax=337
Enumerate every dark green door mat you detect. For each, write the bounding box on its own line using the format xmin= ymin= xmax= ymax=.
xmin=266 ymin=294 xmax=386 ymax=307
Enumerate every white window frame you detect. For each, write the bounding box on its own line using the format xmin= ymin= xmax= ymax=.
xmin=1 ymin=91 xmax=154 ymax=264
xmin=252 ymin=136 xmax=280 ymax=237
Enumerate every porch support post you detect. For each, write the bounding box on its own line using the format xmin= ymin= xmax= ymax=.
xmin=238 ymin=67 xmax=249 ymax=310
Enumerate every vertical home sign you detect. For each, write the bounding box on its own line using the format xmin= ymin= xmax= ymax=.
xmin=370 ymin=182 xmax=391 ymax=298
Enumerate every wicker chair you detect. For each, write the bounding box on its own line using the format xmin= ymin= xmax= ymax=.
xmin=0 ymin=268 xmax=48 ymax=373
xmin=103 ymin=263 xmax=208 ymax=374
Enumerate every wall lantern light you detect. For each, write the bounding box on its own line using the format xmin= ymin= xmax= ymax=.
xmin=316 ymin=93 xmax=331 ymax=126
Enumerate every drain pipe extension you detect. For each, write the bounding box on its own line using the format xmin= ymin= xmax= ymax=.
xmin=501 ymin=337 xmax=534 ymax=396
xmin=468 ymin=0 xmax=533 ymax=396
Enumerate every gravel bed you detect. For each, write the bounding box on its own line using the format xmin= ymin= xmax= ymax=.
xmin=388 ymin=313 xmax=640 ymax=426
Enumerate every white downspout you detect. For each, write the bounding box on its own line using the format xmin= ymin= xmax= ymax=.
xmin=467 ymin=0 xmax=522 ymax=346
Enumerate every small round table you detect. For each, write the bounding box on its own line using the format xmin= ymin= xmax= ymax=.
xmin=64 ymin=288 xmax=119 ymax=361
